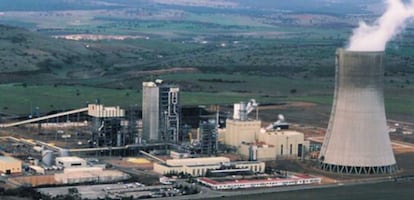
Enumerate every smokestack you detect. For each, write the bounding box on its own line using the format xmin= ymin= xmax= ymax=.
xmin=319 ymin=48 xmax=397 ymax=174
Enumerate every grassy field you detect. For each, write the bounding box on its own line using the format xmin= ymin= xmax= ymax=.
xmin=0 ymin=70 xmax=412 ymax=119
xmin=0 ymin=84 xmax=140 ymax=115
xmin=0 ymin=0 xmax=412 ymax=120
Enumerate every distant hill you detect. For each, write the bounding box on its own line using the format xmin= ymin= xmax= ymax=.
xmin=0 ymin=0 xmax=122 ymax=11
xmin=0 ymin=24 xmax=202 ymax=87
xmin=0 ymin=0 xmax=378 ymax=14
xmin=0 ymin=25 xmax=96 ymax=73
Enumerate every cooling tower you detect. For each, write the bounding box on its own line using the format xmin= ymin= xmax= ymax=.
xmin=319 ymin=48 xmax=397 ymax=174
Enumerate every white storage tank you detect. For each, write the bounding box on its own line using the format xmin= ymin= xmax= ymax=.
xmin=42 ymin=150 xmax=54 ymax=166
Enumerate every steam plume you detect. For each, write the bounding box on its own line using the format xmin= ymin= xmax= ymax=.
xmin=347 ymin=0 xmax=414 ymax=51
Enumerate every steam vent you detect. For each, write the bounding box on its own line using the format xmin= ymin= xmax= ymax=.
xmin=319 ymin=48 xmax=398 ymax=174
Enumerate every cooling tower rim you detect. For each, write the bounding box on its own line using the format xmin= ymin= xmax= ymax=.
xmin=337 ymin=48 xmax=384 ymax=54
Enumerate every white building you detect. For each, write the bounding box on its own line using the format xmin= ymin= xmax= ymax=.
xmin=153 ymin=157 xmax=265 ymax=177
xmin=198 ymin=174 xmax=321 ymax=190
xmin=55 ymin=157 xmax=87 ymax=168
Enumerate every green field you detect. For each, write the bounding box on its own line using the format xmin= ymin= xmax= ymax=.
xmin=0 ymin=70 xmax=413 ymax=118
xmin=0 ymin=0 xmax=412 ymax=120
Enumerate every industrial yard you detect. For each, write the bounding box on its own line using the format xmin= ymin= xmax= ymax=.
xmin=0 ymin=77 xmax=413 ymax=199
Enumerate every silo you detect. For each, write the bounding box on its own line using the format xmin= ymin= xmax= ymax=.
xmin=249 ymin=145 xmax=258 ymax=161
xmin=319 ymin=48 xmax=397 ymax=174
xmin=42 ymin=150 xmax=54 ymax=166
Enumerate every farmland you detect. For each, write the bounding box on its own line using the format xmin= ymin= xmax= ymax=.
xmin=0 ymin=0 xmax=412 ymax=121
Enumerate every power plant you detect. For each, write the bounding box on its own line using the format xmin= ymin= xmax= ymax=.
xmin=319 ymin=49 xmax=398 ymax=174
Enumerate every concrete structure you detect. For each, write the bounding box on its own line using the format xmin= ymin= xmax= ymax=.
xmin=0 ymin=156 xmax=22 ymax=174
xmin=170 ymin=150 xmax=190 ymax=159
xmin=142 ymin=80 xmax=181 ymax=142
xmin=153 ymin=157 xmax=265 ymax=177
xmin=225 ymin=119 xmax=261 ymax=147
xmin=198 ymin=174 xmax=321 ymax=190
xmin=240 ymin=130 xmax=307 ymax=161
xmin=319 ymin=49 xmax=397 ymax=174
xmin=55 ymin=167 xmax=129 ymax=184
xmin=166 ymin=157 xmax=230 ymax=166
xmin=55 ymin=156 xmax=87 ymax=168
xmin=88 ymin=104 xmax=125 ymax=118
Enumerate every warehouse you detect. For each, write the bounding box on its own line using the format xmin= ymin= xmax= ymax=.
xmin=55 ymin=167 xmax=129 ymax=184
xmin=0 ymin=156 xmax=22 ymax=174
xmin=198 ymin=174 xmax=321 ymax=190
xmin=153 ymin=157 xmax=265 ymax=177
xmin=55 ymin=156 xmax=87 ymax=168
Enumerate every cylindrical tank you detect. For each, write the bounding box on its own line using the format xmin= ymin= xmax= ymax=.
xmin=249 ymin=145 xmax=258 ymax=161
xmin=42 ymin=150 xmax=54 ymax=166
xmin=319 ymin=49 xmax=397 ymax=174
xmin=239 ymin=101 xmax=247 ymax=121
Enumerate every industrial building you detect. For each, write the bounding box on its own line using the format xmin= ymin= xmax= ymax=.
xmin=222 ymin=100 xmax=307 ymax=161
xmin=0 ymin=156 xmax=22 ymax=174
xmin=239 ymin=129 xmax=308 ymax=161
xmin=89 ymin=104 xmax=127 ymax=147
xmin=198 ymin=174 xmax=321 ymax=190
xmin=142 ymin=80 xmax=181 ymax=143
xmin=55 ymin=156 xmax=87 ymax=168
xmin=54 ymin=167 xmax=130 ymax=184
xmin=225 ymin=100 xmax=261 ymax=147
xmin=198 ymin=120 xmax=218 ymax=155
xmin=225 ymin=119 xmax=261 ymax=147
xmin=153 ymin=157 xmax=265 ymax=177
xmin=319 ymin=49 xmax=398 ymax=174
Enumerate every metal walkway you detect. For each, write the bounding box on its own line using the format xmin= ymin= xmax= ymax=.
xmin=0 ymin=107 xmax=88 ymax=128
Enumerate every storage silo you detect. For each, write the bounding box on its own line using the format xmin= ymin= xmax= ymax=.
xmin=42 ymin=150 xmax=54 ymax=167
xmin=319 ymin=48 xmax=397 ymax=174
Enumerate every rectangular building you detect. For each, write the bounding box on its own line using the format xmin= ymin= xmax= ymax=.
xmin=198 ymin=174 xmax=321 ymax=190
xmin=153 ymin=157 xmax=264 ymax=177
xmin=55 ymin=156 xmax=87 ymax=168
xmin=0 ymin=156 xmax=22 ymax=174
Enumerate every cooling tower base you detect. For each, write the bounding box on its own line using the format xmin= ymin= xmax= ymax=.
xmin=320 ymin=162 xmax=398 ymax=175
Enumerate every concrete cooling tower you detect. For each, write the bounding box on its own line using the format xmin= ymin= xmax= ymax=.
xmin=319 ymin=48 xmax=397 ymax=174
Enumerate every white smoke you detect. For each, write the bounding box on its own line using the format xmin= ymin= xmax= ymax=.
xmin=347 ymin=0 xmax=414 ymax=51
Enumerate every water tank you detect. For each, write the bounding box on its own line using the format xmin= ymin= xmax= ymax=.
xmin=42 ymin=150 xmax=54 ymax=166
